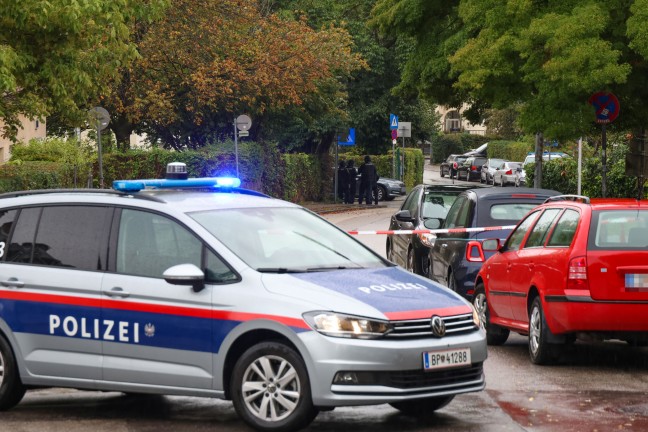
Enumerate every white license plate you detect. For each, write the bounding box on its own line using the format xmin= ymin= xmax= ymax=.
xmin=625 ymin=274 xmax=648 ymax=290
xmin=423 ymin=348 xmax=471 ymax=371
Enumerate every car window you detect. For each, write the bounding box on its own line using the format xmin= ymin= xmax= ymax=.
xmin=589 ymin=210 xmax=648 ymax=249
xmin=117 ymin=209 xmax=202 ymax=278
xmin=0 ymin=209 xmax=18 ymax=261
xmin=445 ymin=196 xmax=472 ymax=228
xmin=525 ymin=209 xmax=561 ymax=248
xmin=547 ymin=209 xmax=580 ymax=247
xmin=489 ymin=203 xmax=538 ymax=222
xmin=7 ymin=206 xmax=111 ymax=270
xmin=504 ymin=210 xmax=541 ymax=252
xmin=422 ymin=191 xmax=456 ymax=219
xmin=190 ymin=207 xmax=386 ymax=271
xmin=402 ymin=188 xmax=421 ymax=214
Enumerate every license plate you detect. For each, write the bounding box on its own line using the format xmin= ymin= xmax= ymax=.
xmin=625 ymin=274 xmax=648 ymax=291
xmin=423 ymin=348 xmax=471 ymax=371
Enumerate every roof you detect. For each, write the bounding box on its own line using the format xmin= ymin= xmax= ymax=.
xmin=465 ymin=187 xmax=560 ymax=200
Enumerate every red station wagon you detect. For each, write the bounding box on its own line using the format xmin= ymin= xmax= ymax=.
xmin=473 ymin=195 xmax=648 ymax=364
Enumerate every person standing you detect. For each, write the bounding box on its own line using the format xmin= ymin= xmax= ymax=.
xmin=345 ymin=159 xmax=357 ymax=204
xmin=337 ymin=160 xmax=348 ymax=202
xmin=358 ymin=155 xmax=379 ymax=205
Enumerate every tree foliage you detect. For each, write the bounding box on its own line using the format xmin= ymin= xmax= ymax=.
xmin=106 ymin=0 xmax=363 ymax=150
xmin=0 ymin=0 xmax=167 ymax=140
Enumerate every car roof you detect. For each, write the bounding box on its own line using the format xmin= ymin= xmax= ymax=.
xmin=543 ymin=197 xmax=648 ymax=210
xmin=466 ymin=187 xmax=560 ymax=200
xmin=422 ymin=184 xmax=485 ymax=193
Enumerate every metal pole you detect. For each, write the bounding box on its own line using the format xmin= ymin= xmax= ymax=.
xmin=401 ymin=135 xmax=405 ymax=180
xmin=233 ymin=119 xmax=239 ymax=177
xmin=98 ymin=127 xmax=104 ymax=189
xmin=601 ymin=125 xmax=607 ymax=198
xmin=392 ymin=140 xmax=395 ymax=178
xmin=577 ymin=137 xmax=582 ymax=195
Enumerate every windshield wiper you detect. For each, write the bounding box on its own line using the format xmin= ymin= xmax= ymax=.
xmin=306 ymin=266 xmax=365 ymax=272
xmin=256 ymin=268 xmax=306 ymax=274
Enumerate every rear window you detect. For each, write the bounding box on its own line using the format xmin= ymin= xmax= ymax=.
xmin=488 ymin=203 xmax=538 ymax=223
xmin=589 ymin=210 xmax=648 ymax=250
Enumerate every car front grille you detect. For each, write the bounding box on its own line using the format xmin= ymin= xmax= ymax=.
xmin=386 ymin=313 xmax=477 ymax=339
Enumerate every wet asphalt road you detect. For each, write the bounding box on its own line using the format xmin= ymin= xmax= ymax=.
xmin=2 ymin=166 xmax=648 ymax=431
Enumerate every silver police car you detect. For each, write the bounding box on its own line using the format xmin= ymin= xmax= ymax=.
xmin=0 ymin=163 xmax=486 ymax=431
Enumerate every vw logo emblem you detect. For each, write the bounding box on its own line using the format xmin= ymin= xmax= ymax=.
xmin=430 ymin=315 xmax=446 ymax=337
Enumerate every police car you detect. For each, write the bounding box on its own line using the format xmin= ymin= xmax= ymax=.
xmin=0 ymin=163 xmax=487 ymax=431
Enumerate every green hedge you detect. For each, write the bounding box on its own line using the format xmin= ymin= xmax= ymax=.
xmin=0 ymin=141 xmax=424 ymax=202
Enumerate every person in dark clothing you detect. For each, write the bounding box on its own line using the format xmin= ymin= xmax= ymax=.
xmin=345 ymin=160 xmax=357 ymax=204
xmin=337 ymin=160 xmax=348 ymax=202
xmin=358 ymin=155 xmax=379 ymax=205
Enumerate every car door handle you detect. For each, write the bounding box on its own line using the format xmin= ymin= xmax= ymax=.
xmin=103 ymin=287 xmax=130 ymax=298
xmin=1 ymin=278 xmax=24 ymax=288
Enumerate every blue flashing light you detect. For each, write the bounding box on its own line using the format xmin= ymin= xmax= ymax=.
xmin=113 ymin=176 xmax=242 ymax=192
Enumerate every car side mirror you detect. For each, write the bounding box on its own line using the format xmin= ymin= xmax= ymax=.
xmin=163 ymin=263 xmax=206 ymax=292
xmin=481 ymin=239 xmax=501 ymax=252
xmin=395 ymin=209 xmax=415 ymax=223
xmin=423 ymin=218 xmax=441 ymax=230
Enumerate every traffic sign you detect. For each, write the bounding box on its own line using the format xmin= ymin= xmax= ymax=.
xmin=338 ymin=128 xmax=355 ymax=146
xmin=588 ymin=92 xmax=620 ymax=124
xmin=391 ymin=129 xmax=397 ymax=139
xmin=389 ymin=113 xmax=399 ymax=130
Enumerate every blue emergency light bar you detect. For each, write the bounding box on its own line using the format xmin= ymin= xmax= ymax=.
xmin=113 ymin=177 xmax=242 ymax=192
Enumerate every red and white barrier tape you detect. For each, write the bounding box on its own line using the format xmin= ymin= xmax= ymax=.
xmin=348 ymin=225 xmax=516 ymax=235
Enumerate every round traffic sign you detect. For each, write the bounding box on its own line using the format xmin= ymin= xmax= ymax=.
xmin=235 ymin=114 xmax=252 ymax=131
xmin=588 ymin=92 xmax=620 ymax=124
xmin=88 ymin=107 xmax=110 ymax=131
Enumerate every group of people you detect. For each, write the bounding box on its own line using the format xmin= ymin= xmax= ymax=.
xmin=337 ymin=155 xmax=380 ymax=205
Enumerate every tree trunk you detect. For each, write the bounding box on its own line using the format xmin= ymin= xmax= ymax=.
xmin=110 ymin=113 xmax=134 ymax=151
xmin=315 ymin=131 xmax=335 ymax=155
xmin=534 ymin=132 xmax=543 ymax=188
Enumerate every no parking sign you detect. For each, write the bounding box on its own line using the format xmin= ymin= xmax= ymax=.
xmin=588 ymin=92 xmax=620 ymax=124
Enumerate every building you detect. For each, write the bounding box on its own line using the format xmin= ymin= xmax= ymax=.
xmin=0 ymin=115 xmax=46 ymax=163
xmin=436 ymin=105 xmax=486 ymax=135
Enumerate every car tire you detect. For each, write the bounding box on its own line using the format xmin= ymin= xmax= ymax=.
xmin=386 ymin=239 xmax=393 ymax=262
xmin=231 ymin=342 xmax=318 ymax=432
xmin=473 ymin=286 xmax=509 ymax=346
xmin=440 ymin=168 xmax=445 ymax=178
xmin=447 ymin=270 xmax=457 ymax=293
xmin=389 ymin=395 xmax=454 ymax=416
xmin=376 ymin=186 xmax=386 ymax=202
xmin=407 ymin=247 xmax=421 ymax=274
xmin=528 ymin=297 xmax=557 ymax=365
xmin=0 ymin=335 xmax=26 ymax=411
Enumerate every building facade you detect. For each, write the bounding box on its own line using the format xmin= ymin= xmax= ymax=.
xmin=436 ymin=105 xmax=486 ymax=135
xmin=0 ymin=115 xmax=46 ymax=163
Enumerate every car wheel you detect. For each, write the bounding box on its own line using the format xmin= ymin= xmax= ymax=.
xmin=528 ymin=297 xmax=557 ymax=365
xmin=473 ymin=286 xmax=509 ymax=346
xmin=231 ymin=342 xmax=318 ymax=432
xmin=389 ymin=395 xmax=454 ymax=416
xmin=440 ymin=168 xmax=445 ymax=178
xmin=386 ymin=239 xmax=393 ymax=261
xmin=376 ymin=186 xmax=386 ymax=202
xmin=447 ymin=270 xmax=457 ymax=292
xmin=0 ymin=335 xmax=26 ymax=411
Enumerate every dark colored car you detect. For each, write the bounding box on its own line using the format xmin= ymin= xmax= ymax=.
xmin=457 ymin=156 xmax=487 ymax=182
xmin=354 ymin=175 xmax=406 ymax=201
xmin=474 ymin=195 xmax=648 ymax=364
xmin=440 ymin=154 xmax=468 ymax=179
xmin=386 ymin=184 xmax=479 ymax=277
xmin=427 ymin=187 xmax=560 ymax=300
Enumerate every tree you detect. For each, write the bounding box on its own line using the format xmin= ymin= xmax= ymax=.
xmin=105 ymin=0 xmax=363 ymax=150
xmin=0 ymin=0 xmax=167 ymax=140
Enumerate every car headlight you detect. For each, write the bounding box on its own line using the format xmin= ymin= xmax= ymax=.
xmin=418 ymin=233 xmax=436 ymax=247
xmin=471 ymin=304 xmax=481 ymax=328
xmin=303 ymin=312 xmax=393 ymax=339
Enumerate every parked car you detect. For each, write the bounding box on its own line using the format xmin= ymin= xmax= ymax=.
xmin=480 ymin=158 xmax=506 ymax=184
xmin=427 ymin=187 xmax=560 ymax=300
xmin=440 ymin=154 xmax=468 ymax=179
xmin=0 ymin=162 xmax=486 ymax=430
xmin=474 ymin=195 xmax=648 ymax=365
xmin=355 ymin=175 xmax=406 ymax=201
xmin=493 ymin=162 xmax=523 ymax=186
xmin=522 ymin=152 xmax=570 ymax=168
xmin=386 ymin=184 xmax=479 ymax=277
xmin=457 ymin=156 xmax=487 ymax=181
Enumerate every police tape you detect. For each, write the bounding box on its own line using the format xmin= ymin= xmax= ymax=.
xmin=347 ymin=225 xmax=516 ymax=235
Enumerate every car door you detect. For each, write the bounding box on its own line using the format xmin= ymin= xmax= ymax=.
xmin=486 ymin=210 xmax=541 ymax=322
xmin=389 ymin=187 xmax=421 ymax=267
xmin=509 ymin=209 xmax=561 ymax=321
xmin=101 ymin=208 xmax=237 ymax=389
xmin=431 ymin=195 xmax=472 ymax=285
xmin=1 ymin=205 xmax=112 ymax=381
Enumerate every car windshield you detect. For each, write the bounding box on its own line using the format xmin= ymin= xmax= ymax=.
xmin=422 ymin=192 xmax=459 ymax=218
xmin=189 ymin=207 xmax=387 ymax=272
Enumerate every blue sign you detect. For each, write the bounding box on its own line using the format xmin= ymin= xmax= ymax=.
xmin=337 ymin=128 xmax=355 ymax=146
xmin=389 ymin=113 xmax=399 ymax=130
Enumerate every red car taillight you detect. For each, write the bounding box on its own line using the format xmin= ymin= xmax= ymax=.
xmin=505 ymin=169 xmax=513 ymax=175
xmin=471 ymin=165 xmax=477 ymax=171
xmin=466 ymin=241 xmax=485 ymax=262
xmin=567 ymin=256 xmax=589 ymax=290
